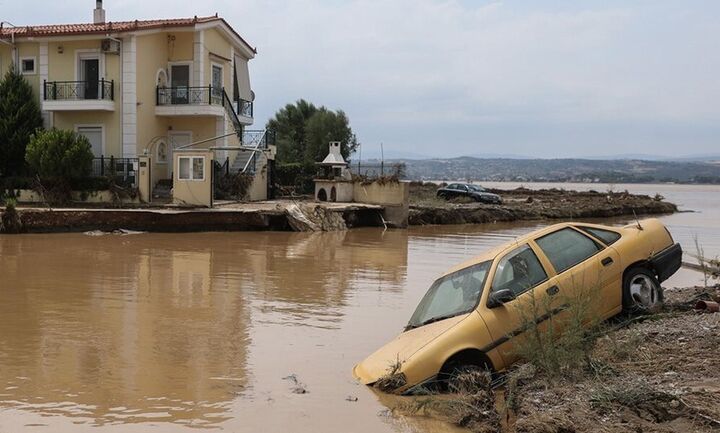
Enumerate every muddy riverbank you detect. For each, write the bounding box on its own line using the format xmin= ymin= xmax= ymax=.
xmin=408 ymin=182 xmax=677 ymax=225
xmin=1 ymin=185 xmax=677 ymax=233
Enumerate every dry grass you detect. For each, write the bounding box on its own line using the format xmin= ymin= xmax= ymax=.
xmin=511 ymin=278 xmax=603 ymax=380
xmin=374 ymin=357 xmax=407 ymax=393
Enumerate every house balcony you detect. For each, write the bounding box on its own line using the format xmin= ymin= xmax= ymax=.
xmin=42 ymin=80 xmax=115 ymax=111
xmin=155 ymin=86 xmax=253 ymax=125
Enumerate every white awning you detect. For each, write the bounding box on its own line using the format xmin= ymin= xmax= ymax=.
xmin=234 ymin=55 xmax=252 ymax=101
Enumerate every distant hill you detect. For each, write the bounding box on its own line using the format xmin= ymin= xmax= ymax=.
xmin=385 ymin=157 xmax=720 ymax=184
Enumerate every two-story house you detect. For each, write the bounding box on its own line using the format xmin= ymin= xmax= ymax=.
xmin=0 ymin=1 xmax=272 ymax=200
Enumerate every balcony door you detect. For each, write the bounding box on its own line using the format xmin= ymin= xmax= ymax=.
xmin=211 ymin=63 xmax=223 ymax=104
xmin=79 ymin=56 xmax=100 ymax=100
xmin=170 ymin=64 xmax=190 ymax=104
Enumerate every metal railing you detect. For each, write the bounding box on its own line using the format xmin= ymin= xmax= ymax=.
xmin=242 ymin=129 xmax=274 ymax=149
xmin=91 ymin=156 xmax=138 ymax=186
xmin=157 ymin=86 xmax=216 ymax=106
xmin=236 ymin=98 xmax=253 ymax=118
xmin=44 ymin=80 xmax=114 ymax=101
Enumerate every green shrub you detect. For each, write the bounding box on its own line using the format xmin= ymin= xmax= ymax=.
xmin=25 ymin=129 xmax=94 ymax=179
xmin=0 ymin=197 xmax=22 ymax=233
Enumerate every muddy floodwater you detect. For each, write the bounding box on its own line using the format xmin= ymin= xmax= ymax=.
xmin=0 ymin=183 xmax=718 ymax=433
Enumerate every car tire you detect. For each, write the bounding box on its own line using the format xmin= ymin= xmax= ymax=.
xmin=622 ymin=267 xmax=663 ymax=313
xmin=443 ymin=364 xmax=493 ymax=393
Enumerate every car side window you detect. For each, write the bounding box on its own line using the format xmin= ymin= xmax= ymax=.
xmin=577 ymin=226 xmax=621 ymax=246
xmin=448 ymin=184 xmax=457 ymax=190
xmin=460 ymin=185 xmax=469 ymax=191
xmin=491 ymin=244 xmax=548 ymax=297
xmin=535 ymin=228 xmax=602 ymax=274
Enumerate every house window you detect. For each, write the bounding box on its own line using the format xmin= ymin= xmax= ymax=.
xmin=76 ymin=125 xmax=104 ymax=157
xmin=157 ymin=141 xmax=168 ymax=164
xmin=178 ymin=156 xmax=205 ymax=181
xmin=21 ymin=57 xmax=36 ymax=75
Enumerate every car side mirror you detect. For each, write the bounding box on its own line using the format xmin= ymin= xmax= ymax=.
xmin=488 ymin=289 xmax=515 ymax=308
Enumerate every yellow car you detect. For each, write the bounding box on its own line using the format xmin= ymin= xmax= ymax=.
xmin=354 ymin=218 xmax=682 ymax=394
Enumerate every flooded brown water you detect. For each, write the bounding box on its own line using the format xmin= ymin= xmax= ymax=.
xmin=0 ymin=183 xmax=717 ymax=432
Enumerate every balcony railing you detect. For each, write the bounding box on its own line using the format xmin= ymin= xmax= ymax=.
xmin=157 ymin=85 xmax=253 ymax=118
xmin=235 ymin=99 xmax=253 ymax=118
xmin=44 ymin=80 xmax=114 ymax=101
xmin=156 ymin=85 xmax=221 ymax=106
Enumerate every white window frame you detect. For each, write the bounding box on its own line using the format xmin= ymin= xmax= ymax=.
xmin=75 ymin=49 xmax=105 ymax=81
xmin=177 ymin=156 xmax=205 ymax=181
xmin=74 ymin=124 xmax=106 ymax=157
xmin=20 ymin=56 xmax=37 ymax=75
xmin=156 ymin=139 xmax=169 ymax=164
xmin=211 ymin=61 xmax=224 ymax=89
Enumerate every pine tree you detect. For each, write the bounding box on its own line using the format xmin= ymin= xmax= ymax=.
xmin=0 ymin=64 xmax=43 ymax=176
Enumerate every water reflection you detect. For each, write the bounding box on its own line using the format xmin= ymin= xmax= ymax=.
xmin=0 ymin=229 xmax=410 ymax=430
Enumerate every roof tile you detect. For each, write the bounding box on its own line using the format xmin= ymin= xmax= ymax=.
xmin=0 ymin=16 xmax=219 ymax=38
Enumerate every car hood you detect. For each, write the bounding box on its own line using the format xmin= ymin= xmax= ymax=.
xmin=353 ymin=314 xmax=467 ymax=385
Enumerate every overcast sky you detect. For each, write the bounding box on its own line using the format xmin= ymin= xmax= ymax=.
xmin=4 ymin=0 xmax=719 ymax=159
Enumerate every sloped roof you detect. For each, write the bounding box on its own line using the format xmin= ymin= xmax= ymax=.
xmin=0 ymin=16 xmax=256 ymax=53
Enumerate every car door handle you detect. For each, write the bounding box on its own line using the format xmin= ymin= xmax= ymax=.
xmin=601 ymin=257 xmax=614 ymax=266
xmin=546 ymin=285 xmax=559 ymax=296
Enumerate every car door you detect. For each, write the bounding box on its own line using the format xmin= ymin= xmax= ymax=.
xmin=533 ymin=227 xmax=621 ymax=325
xmin=574 ymin=226 xmax=624 ymax=317
xmin=478 ymin=243 xmax=563 ymax=368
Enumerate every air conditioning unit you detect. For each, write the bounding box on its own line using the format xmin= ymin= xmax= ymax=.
xmin=101 ymin=39 xmax=121 ymax=54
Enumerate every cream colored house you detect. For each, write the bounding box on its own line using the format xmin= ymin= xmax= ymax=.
xmin=0 ymin=1 xmax=273 ymax=201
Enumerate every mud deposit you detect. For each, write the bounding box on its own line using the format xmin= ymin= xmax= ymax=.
xmin=513 ymin=285 xmax=720 ymax=433
xmin=409 ymin=183 xmax=676 ymax=225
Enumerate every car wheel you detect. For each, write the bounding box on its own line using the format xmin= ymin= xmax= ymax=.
xmin=443 ymin=364 xmax=493 ymax=393
xmin=622 ymin=267 xmax=663 ymax=313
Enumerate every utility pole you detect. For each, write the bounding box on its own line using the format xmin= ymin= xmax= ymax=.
xmin=380 ymin=142 xmax=384 ymax=176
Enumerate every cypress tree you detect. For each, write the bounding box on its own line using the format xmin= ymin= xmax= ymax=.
xmin=0 ymin=64 xmax=43 ymax=176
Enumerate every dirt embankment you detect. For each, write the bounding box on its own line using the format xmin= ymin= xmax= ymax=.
xmin=399 ymin=285 xmax=720 ymax=433
xmin=408 ymin=183 xmax=677 ymax=225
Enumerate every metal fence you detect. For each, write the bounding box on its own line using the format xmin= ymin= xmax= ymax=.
xmin=352 ymin=162 xmax=406 ymax=179
xmin=91 ymin=156 xmax=138 ymax=186
xmin=44 ymin=80 xmax=114 ymax=101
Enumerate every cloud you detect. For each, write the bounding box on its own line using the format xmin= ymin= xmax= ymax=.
xmin=5 ymin=0 xmax=720 ymax=157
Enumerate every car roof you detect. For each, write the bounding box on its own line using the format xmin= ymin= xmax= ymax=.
xmin=438 ymin=221 xmax=622 ymax=278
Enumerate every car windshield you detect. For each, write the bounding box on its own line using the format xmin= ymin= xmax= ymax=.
xmin=467 ymin=185 xmax=486 ymax=192
xmin=406 ymin=261 xmax=491 ymax=330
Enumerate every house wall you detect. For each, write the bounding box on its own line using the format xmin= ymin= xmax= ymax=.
xmin=203 ymin=28 xmax=232 ymax=91
xmin=0 ymin=45 xmax=12 ymax=75
xmin=47 ymin=39 xmax=123 ymax=156
xmin=136 ymin=32 xmax=168 ymax=157
xmin=14 ymin=42 xmax=40 ymax=98
xmin=247 ymin=152 xmax=269 ymax=201
xmin=167 ymin=31 xmax=194 ymax=61
xmin=53 ymin=111 xmax=121 ymax=157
